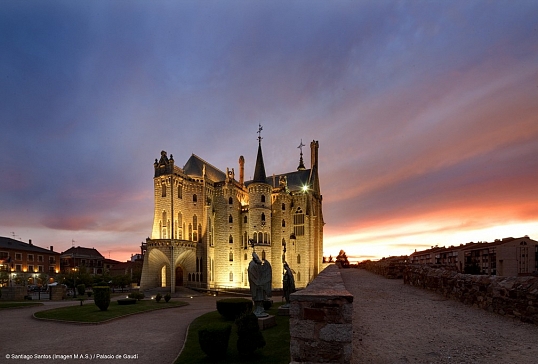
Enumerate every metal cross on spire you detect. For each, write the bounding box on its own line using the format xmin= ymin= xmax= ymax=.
xmin=297 ymin=139 xmax=305 ymax=155
xmin=257 ymin=123 xmax=263 ymax=143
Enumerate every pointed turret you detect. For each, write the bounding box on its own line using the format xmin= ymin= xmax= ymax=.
xmin=253 ymin=124 xmax=267 ymax=182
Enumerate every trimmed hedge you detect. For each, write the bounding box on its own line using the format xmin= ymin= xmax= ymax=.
xmin=236 ymin=312 xmax=265 ymax=355
xmin=128 ymin=292 xmax=145 ymax=301
xmin=198 ymin=322 xmax=232 ymax=359
xmin=93 ymin=286 xmax=111 ymax=311
xmin=118 ymin=298 xmax=137 ymax=305
xmin=216 ymin=298 xmax=253 ymax=320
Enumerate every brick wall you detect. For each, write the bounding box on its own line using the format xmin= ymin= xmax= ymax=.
xmin=404 ymin=265 xmax=538 ymax=325
xmin=290 ymin=264 xmax=353 ymax=363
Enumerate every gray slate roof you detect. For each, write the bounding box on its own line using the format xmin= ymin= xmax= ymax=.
xmin=0 ymin=236 xmax=58 ymax=254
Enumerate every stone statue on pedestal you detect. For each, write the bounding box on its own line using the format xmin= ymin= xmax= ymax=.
xmin=282 ymin=262 xmax=296 ymax=308
xmin=248 ymin=252 xmax=272 ymax=317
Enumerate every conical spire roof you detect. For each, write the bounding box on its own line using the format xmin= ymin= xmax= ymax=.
xmin=253 ymin=140 xmax=267 ymax=182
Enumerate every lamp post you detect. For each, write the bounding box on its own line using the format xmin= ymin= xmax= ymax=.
xmin=73 ymin=267 xmax=78 ymax=298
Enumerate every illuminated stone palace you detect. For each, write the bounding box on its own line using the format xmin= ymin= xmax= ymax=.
xmin=140 ymin=130 xmax=323 ymax=292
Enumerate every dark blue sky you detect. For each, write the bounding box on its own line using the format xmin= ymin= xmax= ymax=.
xmin=1 ymin=1 xmax=537 ymax=261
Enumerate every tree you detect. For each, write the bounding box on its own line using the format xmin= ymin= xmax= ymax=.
xmin=335 ymin=250 xmax=350 ymax=268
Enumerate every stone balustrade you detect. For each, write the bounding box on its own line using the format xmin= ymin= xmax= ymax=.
xmin=290 ymin=264 xmax=354 ymax=364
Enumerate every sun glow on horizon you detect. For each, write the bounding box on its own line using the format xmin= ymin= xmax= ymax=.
xmin=324 ymin=221 xmax=538 ymax=262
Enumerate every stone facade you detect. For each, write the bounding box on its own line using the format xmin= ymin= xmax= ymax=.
xmin=404 ymin=265 xmax=538 ymax=325
xmin=290 ymin=264 xmax=353 ymax=364
xmin=140 ymin=136 xmax=323 ymax=292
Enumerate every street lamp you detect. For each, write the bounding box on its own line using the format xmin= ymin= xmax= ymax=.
xmin=73 ymin=267 xmax=78 ymax=298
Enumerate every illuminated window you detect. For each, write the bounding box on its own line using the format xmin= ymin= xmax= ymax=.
xmin=293 ymin=207 xmax=305 ymax=236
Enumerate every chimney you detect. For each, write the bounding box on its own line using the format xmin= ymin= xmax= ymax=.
xmin=29 ymin=239 xmax=32 ymax=246
xmin=238 ymin=155 xmax=245 ymax=185
xmin=310 ymin=140 xmax=319 ymax=169
xmin=50 ymin=246 xmax=54 ymax=251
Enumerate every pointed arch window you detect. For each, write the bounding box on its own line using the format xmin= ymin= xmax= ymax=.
xmin=229 ymin=197 xmax=233 ymax=204
xmin=261 ymin=250 xmax=266 ymax=260
xmin=282 ymin=219 xmax=286 ymax=227
xmin=282 ymin=203 xmax=285 ymax=210
xmin=229 ymin=251 xmax=234 ymax=262
xmin=193 ymin=194 xmax=197 ymax=204
xmin=297 ymin=254 xmax=301 ymax=264
xmin=261 ymin=213 xmax=266 ymax=222
xmin=244 ymin=215 xmax=247 ymax=223
xmin=229 ymin=235 xmax=234 ymax=244
xmin=229 ymin=215 xmax=233 ymax=223
xmin=229 ymin=272 xmax=233 ymax=282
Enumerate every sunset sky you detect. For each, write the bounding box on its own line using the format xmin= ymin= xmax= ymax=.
xmin=1 ymin=1 xmax=537 ymax=262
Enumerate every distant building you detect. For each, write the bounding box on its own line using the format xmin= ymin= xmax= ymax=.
xmin=0 ymin=236 xmax=60 ymax=287
xmin=140 ymin=130 xmax=324 ymax=292
xmin=60 ymin=246 xmax=105 ymax=275
xmin=410 ymin=236 xmax=538 ymax=276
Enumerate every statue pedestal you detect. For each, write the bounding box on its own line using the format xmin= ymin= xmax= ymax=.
xmin=278 ymin=306 xmax=290 ymax=316
xmin=257 ymin=315 xmax=276 ymax=331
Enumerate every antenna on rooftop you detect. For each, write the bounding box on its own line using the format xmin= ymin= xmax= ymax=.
xmin=72 ymin=239 xmax=75 ymax=247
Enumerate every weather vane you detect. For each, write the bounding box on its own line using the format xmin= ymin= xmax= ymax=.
xmin=257 ymin=123 xmax=263 ymax=143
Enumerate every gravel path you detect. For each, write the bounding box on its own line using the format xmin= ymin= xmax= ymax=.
xmin=340 ymin=268 xmax=538 ymax=364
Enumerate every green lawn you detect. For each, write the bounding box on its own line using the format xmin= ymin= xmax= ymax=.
xmin=0 ymin=301 xmax=43 ymax=309
xmin=176 ymin=303 xmax=290 ymax=364
xmin=34 ymin=299 xmax=188 ymax=323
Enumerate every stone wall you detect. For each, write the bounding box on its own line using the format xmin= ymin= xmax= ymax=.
xmin=0 ymin=287 xmax=26 ymax=301
xmin=360 ymin=260 xmax=407 ymax=279
xmin=290 ymin=264 xmax=353 ymax=364
xmin=404 ymin=265 xmax=538 ymax=325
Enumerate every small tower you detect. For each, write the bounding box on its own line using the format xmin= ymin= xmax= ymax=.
xmin=248 ymin=124 xmax=272 ymax=255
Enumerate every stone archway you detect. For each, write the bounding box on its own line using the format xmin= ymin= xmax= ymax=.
xmin=175 ymin=266 xmax=184 ymax=286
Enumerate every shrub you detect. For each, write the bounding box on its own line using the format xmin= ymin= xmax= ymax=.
xmin=164 ymin=293 xmax=171 ymax=302
xmin=93 ymin=286 xmax=111 ymax=311
xmin=198 ymin=323 xmax=232 ymax=359
xmin=87 ymin=291 xmax=93 ymax=298
xmin=76 ymin=284 xmax=86 ymax=297
xmin=155 ymin=293 xmax=162 ymax=303
xmin=118 ymin=298 xmax=137 ymax=305
xmin=216 ymin=298 xmax=253 ymax=320
xmin=236 ymin=312 xmax=265 ymax=355
xmin=128 ymin=292 xmax=145 ymax=301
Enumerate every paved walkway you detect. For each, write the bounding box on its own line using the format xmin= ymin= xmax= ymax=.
xmin=340 ymin=268 xmax=538 ymax=364
xmin=1 ymin=290 xmax=219 ymax=364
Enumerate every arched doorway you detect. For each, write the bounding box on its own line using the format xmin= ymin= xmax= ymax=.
xmin=175 ymin=266 xmax=183 ymax=286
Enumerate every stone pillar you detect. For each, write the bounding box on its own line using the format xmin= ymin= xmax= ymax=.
xmin=290 ymin=264 xmax=353 ymax=364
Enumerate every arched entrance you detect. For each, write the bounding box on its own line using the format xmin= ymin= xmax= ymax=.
xmin=175 ymin=266 xmax=184 ymax=286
